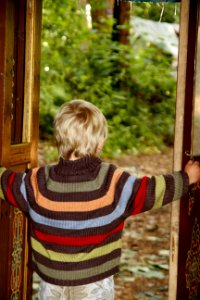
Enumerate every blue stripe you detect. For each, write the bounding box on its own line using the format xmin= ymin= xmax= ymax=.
xmin=20 ymin=174 xmax=28 ymax=203
xmin=29 ymin=175 xmax=136 ymax=229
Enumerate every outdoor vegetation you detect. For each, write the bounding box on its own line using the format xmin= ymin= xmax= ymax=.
xmin=34 ymin=2 xmax=181 ymax=299
xmin=40 ymin=0 xmax=180 ymax=159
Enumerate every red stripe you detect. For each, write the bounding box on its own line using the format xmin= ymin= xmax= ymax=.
xmin=34 ymin=222 xmax=124 ymax=246
xmin=6 ymin=172 xmax=18 ymax=207
xmin=132 ymin=177 xmax=147 ymax=215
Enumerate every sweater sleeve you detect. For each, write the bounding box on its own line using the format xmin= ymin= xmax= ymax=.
xmin=129 ymin=171 xmax=189 ymax=216
xmin=0 ymin=167 xmax=29 ymax=213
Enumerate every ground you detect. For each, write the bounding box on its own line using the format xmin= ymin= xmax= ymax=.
xmin=33 ymin=147 xmax=174 ymax=300
xmin=109 ymin=148 xmax=174 ymax=300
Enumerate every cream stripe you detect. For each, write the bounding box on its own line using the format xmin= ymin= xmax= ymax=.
xmin=30 ymin=168 xmax=123 ymax=212
xmin=32 ymin=255 xmax=119 ymax=280
xmin=0 ymin=167 xmax=6 ymax=200
xmin=31 ymin=237 xmax=121 ymax=262
xmin=153 ymin=175 xmax=166 ymax=209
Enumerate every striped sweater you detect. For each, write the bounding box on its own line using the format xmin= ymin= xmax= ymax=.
xmin=0 ymin=155 xmax=188 ymax=286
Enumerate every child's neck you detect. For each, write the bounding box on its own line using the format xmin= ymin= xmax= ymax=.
xmin=68 ymin=153 xmax=79 ymax=161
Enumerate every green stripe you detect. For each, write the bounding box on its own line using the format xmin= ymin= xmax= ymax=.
xmin=173 ymin=172 xmax=183 ymax=201
xmin=31 ymin=238 xmax=121 ymax=262
xmin=45 ymin=163 xmax=110 ymax=193
xmin=0 ymin=168 xmax=6 ymax=200
xmin=153 ymin=175 xmax=166 ymax=209
xmin=32 ymin=255 xmax=119 ymax=280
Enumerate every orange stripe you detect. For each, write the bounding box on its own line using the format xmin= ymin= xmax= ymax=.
xmin=30 ymin=168 xmax=123 ymax=212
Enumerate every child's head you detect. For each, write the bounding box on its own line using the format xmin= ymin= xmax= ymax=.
xmin=54 ymin=99 xmax=108 ymax=159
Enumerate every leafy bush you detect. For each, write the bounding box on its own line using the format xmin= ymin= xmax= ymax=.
xmin=40 ymin=0 xmax=176 ymax=157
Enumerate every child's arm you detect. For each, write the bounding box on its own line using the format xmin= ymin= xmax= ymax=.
xmin=125 ymin=160 xmax=200 ymax=216
xmin=0 ymin=166 xmax=29 ymax=213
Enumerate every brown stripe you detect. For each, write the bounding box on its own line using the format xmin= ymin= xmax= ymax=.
xmin=36 ymin=164 xmax=116 ymax=202
xmin=43 ymin=163 xmax=110 ymax=193
xmin=141 ymin=177 xmax=156 ymax=212
xmin=162 ymin=174 xmax=175 ymax=206
xmin=181 ymin=171 xmax=189 ymax=196
xmin=32 ymin=256 xmax=120 ymax=281
xmin=33 ymin=262 xmax=118 ymax=286
xmin=30 ymin=217 xmax=124 ymax=237
xmin=27 ymin=172 xmax=129 ymax=220
xmin=12 ymin=173 xmax=29 ymax=213
xmin=30 ymin=168 xmax=123 ymax=212
xmin=32 ymin=248 xmax=121 ymax=270
xmin=51 ymin=157 xmax=102 ymax=181
xmin=25 ymin=168 xmax=119 ymax=213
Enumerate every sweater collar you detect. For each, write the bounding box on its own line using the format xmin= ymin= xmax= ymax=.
xmin=53 ymin=155 xmax=102 ymax=176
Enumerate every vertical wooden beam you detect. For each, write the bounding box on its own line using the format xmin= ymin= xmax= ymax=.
xmin=11 ymin=0 xmax=26 ymax=144
xmin=169 ymin=0 xmax=200 ymax=299
xmin=0 ymin=0 xmax=42 ymax=298
xmin=169 ymin=0 xmax=190 ymax=298
xmin=24 ymin=0 xmax=42 ymax=168
xmin=0 ymin=3 xmax=23 ymax=299
xmin=0 ymin=0 xmax=14 ymax=163
xmin=177 ymin=2 xmax=200 ymax=299
xmin=23 ymin=1 xmax=42 ymax=298
xmin=192 ymin=9 xmax=200 ymax=156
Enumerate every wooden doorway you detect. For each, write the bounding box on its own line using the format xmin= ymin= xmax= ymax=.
xmin=0 ymin=0 xmax=200 ymax=299
xmin=169 ymin=0 xmax=200 ymax=299
xmin=0 ymin=0 xmax=42 ymax=299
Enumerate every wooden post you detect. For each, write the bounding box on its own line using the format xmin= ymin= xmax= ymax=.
xmin=0 ymin=0 xmax=42 ymax=298
xmin=169 ymin=0 xmax=200 ymax=299
xmin=169 ymin=1 xmax=190 ymax=296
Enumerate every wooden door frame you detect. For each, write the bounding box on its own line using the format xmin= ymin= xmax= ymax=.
xmin=0 ymin=0 xmax=42 ymax=167
xmin=23 ymin=1 xmax=42 ymax=297
xmin=0 ymin=0 xmax=42 ymax=298
xmin=169 ymin=0 xmax=200 ymax=298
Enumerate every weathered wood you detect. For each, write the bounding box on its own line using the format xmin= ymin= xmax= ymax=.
xmin=24 ymin=1 xmax=42 ymax=298
xmin=192 ymin=9 xmax=200 ymax=156
xmin=0 ymin=0 xmax=14 ymax=159
xmin=0 ymin=0 xmax=41 ymax=298
xmin=11 ymin=0 xmax=26 ymax=144
xmin=169 ymin=1 xmax=190 ymax=297
xmin=24 ymin=0 xmax=42 ymax=169
xmin=169 ymin=0 xmax=200 ymax=299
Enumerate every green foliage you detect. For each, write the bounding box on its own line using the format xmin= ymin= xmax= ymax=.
xmin=40 ymin=0 xmax=177 ymax=157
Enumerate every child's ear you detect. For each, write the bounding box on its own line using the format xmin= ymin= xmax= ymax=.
xmin=96 ymin=144 xmax=103 ymax=155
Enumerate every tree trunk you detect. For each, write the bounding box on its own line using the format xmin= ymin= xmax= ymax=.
xmin=112 ymin=0 xmax=131 ymax=44
xmin=88 ymin=0 xmax=114 ymax=31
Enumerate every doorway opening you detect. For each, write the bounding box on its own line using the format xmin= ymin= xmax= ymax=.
xmin=33 ymin=2 xmax=180 ymax=299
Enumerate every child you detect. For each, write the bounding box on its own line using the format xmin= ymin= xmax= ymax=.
xmin=0 ymin=99 xmax=200 ymax=300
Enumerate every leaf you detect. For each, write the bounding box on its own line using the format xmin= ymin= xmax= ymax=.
xmin=124 ymin=266 xmax=165 ymax=279
xmin=147 ymin=260 xmax=169 ymax=270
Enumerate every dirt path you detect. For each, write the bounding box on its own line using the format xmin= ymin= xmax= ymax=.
xmin=110 ymin=148 xmax=174 ymax=300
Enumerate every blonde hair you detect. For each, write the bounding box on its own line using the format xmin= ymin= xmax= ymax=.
xmin=54 ymin=99 xmax=108 ymax=159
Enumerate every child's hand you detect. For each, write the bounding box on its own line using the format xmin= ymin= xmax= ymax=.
xmin=184 ymin=160 xmax=200 ymax=185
